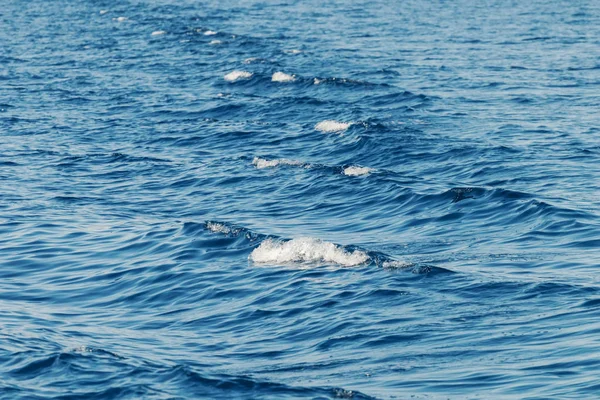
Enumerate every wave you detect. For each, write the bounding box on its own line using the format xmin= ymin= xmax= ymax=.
xmin=203 ymin=221 xmax=449 ymax=273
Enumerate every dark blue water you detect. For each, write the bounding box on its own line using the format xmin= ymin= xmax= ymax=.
xmin=2 ymin=0 xmax=600 ymax=398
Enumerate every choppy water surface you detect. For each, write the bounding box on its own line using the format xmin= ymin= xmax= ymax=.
xmin=2 ymin=0 xmax=600 ymax=398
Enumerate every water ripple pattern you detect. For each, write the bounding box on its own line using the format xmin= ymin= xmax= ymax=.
xmin=2 ymin=0 xmax=600 ymax=398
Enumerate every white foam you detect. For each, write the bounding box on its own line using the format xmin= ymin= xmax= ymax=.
xmin=382 ymin=260 xmax=415 ymax=269
xmin=99 ymin=10 xmax=109 ymax=15
xmin=204 ymin=30 xmax=217 ymax=36
xmin=252 ymin=157 xmax=302 ymax=169
xmin=114 ymin=16 xmax=128 ymax=22
xmin=343 ymin=166 xmax=374 ymax=176
xmin=284 ymin=49 xmax=302 ymax=54
xmin=224 ymin=71 xmax=253 ymax=82
xmin=313 ymin=78 xmax=322 ymax=85
xmin=250 ymin=238 xmax=369 ymax=267
xmin=244 ymin=57 xmax=258 ymax=64
xmin=315 ymin=120 xmax=352 ymax=133
xmin=206 ymin=222 xmax=232 ymax=234
xmin=272 ymin=72 xmax=295 ymax=82
xmin=209 ymin=39 xmax=222 ymax=45
xmin=151 ymin=30 xmax=166 ymax=36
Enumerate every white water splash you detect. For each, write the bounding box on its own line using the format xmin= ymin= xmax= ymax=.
xmin=343 ymin=166 xmax=374 ymax=176
xmin=209 ymin=39 xmax=222 ymax=45
xmin=114 ymin=16 xmax=128 ymax=22
xmin=315 ymin=120 xmax=352 ymax=133
xmin=272 ymin=72 xmax=296 ymax=82
xmin=204 ymin=30 xmax=217 ymax=36
xmin=206 ymin=222 xmax=232 ymax=235
xmin=151 ymin=30 xmax=166 ymax=36
xmin=250 ymin=238 xmax=369 ymax=267
xmin=224 ymin=71 xmax=253 ymax=82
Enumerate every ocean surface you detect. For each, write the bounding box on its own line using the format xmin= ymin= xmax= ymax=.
xmin=2 ymin=0 xmax=600 ymax=398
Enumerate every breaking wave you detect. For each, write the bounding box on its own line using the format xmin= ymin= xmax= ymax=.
xmin=249 ymin=237 xmax=370 ymax=267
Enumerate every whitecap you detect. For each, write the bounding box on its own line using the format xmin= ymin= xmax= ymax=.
xmin=204 ymin=30 xmax=217 ymax=36
xmin=209 ymin=39 xmax=222 ymax=45
xmin=206 ymin=221 xmax=232 ymax=234
xmin=315 ymin=120 xmax=352 ymax=133
xmin=272 ymin=72 xmax=295 ymax=82
xmin=99 ymin=10 xmax=109 ymax=15
xmin=284 ymin=49 xmax=302 ymax=54
xmin=382 ymin=260 xmax=415 ymax=269
xmin=114 ymin=16 xmax=128 ymax=22
xmin=244 ymin=57 xmax=259 ymax=64
xmin=343 ymin=166 xmax=374 ymax=176
xmin=151 ymin=30 xmax=166 ymax=36
xmin=252 ymin=157 xmax=302 ymax=169
xmin=249 ymin=237 xmax=369 ymax=267
xmin=224 ymin=71 xmax=253 ymax=82
xmin=313 ymin=78 xmax=322 ymax=85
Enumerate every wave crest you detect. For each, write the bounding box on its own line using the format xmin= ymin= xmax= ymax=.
xmin=249 ymin=237 xmax=369 ymax=267
xmin=315 ymin=120 xmax=352 ymax=133
xmin=272 ymin=72 xmax=296 ymax=82
xmin=343 ymin=166 xmax=374 ymax=176
xmin=252 ymin=157 xmax=303 ymax=169
xmin=224 ymin=71 xmax=253 ymax=82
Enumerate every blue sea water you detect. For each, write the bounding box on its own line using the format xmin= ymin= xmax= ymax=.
xmin=1 ymin=0 xmax=600 ymax=398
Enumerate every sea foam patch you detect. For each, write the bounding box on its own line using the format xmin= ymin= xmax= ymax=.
xmin=224 ymin=71 xmax=253 ymax=82
xmin=315 ymin=120 xmax=352 ymax=133
xmin=151 ymin=30 xmax=166 ymax=36
xmin=204 ymin=30 xmax=217 ymax=35
xmin=343 ymin=166 xmax=374 ymax=176
xmin=252 ymin=157 xmax=302 ymax=169
xmin=272 ymin=72 xmax=296 ymax=82
xmin=250 ymin=237 xmax=369 ymax=267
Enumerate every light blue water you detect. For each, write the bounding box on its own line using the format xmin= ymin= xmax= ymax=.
xmin=2 ymin=0 xmax=600 ymax=398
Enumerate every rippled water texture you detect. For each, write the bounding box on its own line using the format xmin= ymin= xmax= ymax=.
xmin=2 ymin=0 xmax=600 ymax=398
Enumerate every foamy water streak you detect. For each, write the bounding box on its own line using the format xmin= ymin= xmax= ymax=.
xmin=224 ymin=71 xmax=253 ymax=82
xmin=204 ymin=30 xmax=217 ymax=36
xmin=252 ymin=157 xmax=303 ymax=169
xmin=151 ymin=30 xmax=166 ymax=36
xmin=272 ymin=72 xmax=295 ymax=82
xmin=315 ymin=120 xmax=352 ymax=133
xmin=343 ymin=166 xmax=374 ymax=176
xmin=250 ymin=238 xmax=369 ymax=267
